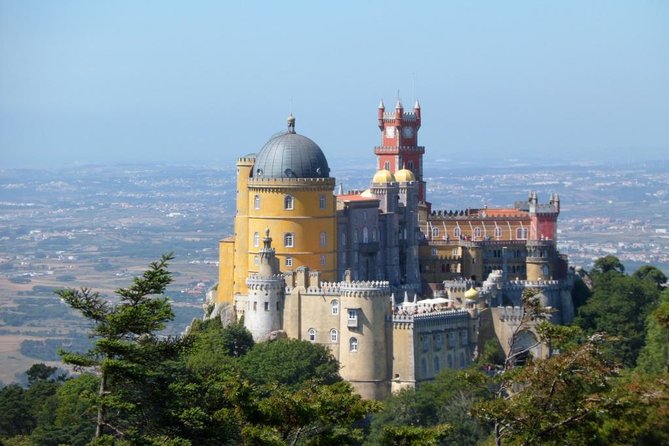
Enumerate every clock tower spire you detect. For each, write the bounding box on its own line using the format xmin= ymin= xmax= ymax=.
xmin=374 ymin=97 xmax=426 ymax=202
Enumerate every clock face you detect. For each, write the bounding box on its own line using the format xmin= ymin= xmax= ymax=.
xmin=402 ymin=126 xmax=414 ymax=138
xmin=385 ymin=126 xmax=395 ymax=138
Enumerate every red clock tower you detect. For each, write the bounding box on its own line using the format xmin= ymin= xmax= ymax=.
xmin=374 ymin=98 xmax=426 ymax=202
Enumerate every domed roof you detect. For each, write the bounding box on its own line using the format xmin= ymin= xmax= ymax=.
xmin=253 ymin=115 xmax=330 ymax=179
xmin=464 ymin=287 xmax=479 ymax=300
xmin=394 ymin=168 xmax=416 ymax=182
xmin=372 ymin=169 xmax=396 ymax=184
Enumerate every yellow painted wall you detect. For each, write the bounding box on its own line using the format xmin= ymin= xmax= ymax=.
xmin=232 ymin=157 xmax=254 ymax=297
xmin=217 ymin=238 xmax=235 ymax=304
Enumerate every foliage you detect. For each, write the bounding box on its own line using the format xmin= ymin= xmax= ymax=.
xmin=575 ymin=259 xmax=661 ymax=367
xmin=636 ymin=288 xmax=669 ymax=374
xmin=591 ymin=255 xmax=625 ymax=275
xmin=368 ymin=368 xmax=494 ymax=446
xmin=632 ymin=265 xmax=668 ymax=288
xmin=239 ymin=338 xmax=341 ymax=388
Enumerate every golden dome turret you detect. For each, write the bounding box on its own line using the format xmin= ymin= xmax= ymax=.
xmin=372 ymin=169 xmax=396 ymax=184
xmin=464 ymin=287 xmax=479 ymax=300
xmin=394 ymin=168 xmax=416 ymax=183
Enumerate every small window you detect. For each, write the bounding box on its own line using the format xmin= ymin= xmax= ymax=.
xmin=516 ymin=227 xmax=528 ymax=240
xmin=320 ymin=255 xmax=326 ymax=266
xmin=341 ymin=232 xmax=347 ymax=246
xmin=435 ymin=334 xmax=443 ymax=350
xmin=308 ymin=328 xmax=316 ymax=342
xmin=454 ymin=227 xmax=461 ymax=238
xmin=422 ymin=335 xmax=430 ymax=352
xmin=431 ymin=227 xmax=439 ymax=238
xmin=348 ymin=309 xmax=357 ymax=321
xmin=330 ymin=329 xmax=338 ymax=343
xmin=495 ymin=226 xmax=502 ymax=239
xmin=407 ymin=160 xmax=415 ymax=171
xmin=363 ymin=227 xmax=369 ymax=243
xmin=331 ymin=299 xmax=339 ymax=315
xmin=284 ymin=195 xmax=294 ymax=210
xmin=349 ymin=337 xmax=358 ymax=352
xmin=254 ymin=255 xmax=259 ymax=265
xmin=285 ymin=256 xmax=293 ymax=267
xmin=264 ymin=302 xmax=269 ymax=311
xmin=431 ymin=247 xmax=437 ymax=256
xmin=254 ymin=195 xmax=260 ymax=210
xmin=460 ymin=352 xmax=466 ymax=369
xmin=421 ymin=357 xmax=427 ymax=375
xmin=319 ymin=195 xmax=326 ymax=209
xmin=253 ymin=232 xmax=260 ymax=247
xmin=384 ymin=161 xmax=390 ymax=170
xmin=474 ymin=227 xmax=482 ymax=239
xmin=284 ymin=233 xmax=294 ymax=247
xmin=434 ymin=356 xmax=440 ymax=372
xmin=320 ymin=231 xmax=327 ymax=247
xmin=253 ymin=302 xmax=257 ymax=311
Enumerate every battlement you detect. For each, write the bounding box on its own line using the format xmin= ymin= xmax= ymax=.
xmin=237 ymin=156 xmax=256 ymax=164
xmin=374 ymin=146 xmax=425 ymax=154
xmin=429 ymin=209 xmax=528 ymax=220
xmin=391 ymin=308 xmax=472 ymax=326
xmin=497 ymin=305 xmax=552 ymax=322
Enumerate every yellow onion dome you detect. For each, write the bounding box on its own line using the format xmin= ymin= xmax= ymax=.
xmin=394 ymin=168 xmax=416 ymax=182
xmin=372 ymin=169 xmax=396 ymax=184
xmin=464 ymin=287 xmax=479 ymax=300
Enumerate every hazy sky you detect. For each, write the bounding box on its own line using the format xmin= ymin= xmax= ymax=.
xmin=1 ymin=1 xmax=667 ymax=168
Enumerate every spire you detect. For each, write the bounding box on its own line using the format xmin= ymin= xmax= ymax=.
xmin=414 ymin=99 xmax=420 ymax=109
xmin=403 ymin=291 xmax=409 ymax=304
xmin=287 ymin=114 xmax=296 ymax=134
xmin=378 ymin=99 xmax=385 ymax=109
xmin=395 ymin=98 xmax=403 ymax=109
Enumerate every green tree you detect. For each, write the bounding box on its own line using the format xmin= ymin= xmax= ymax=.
xmin=575 ymin=269 xmax=660 ymax=367
xmin=25 ymin=363 xmax=59 ymax=385
xmin=591 ymin=255 xmax=625 ymax=275
xmin=239 ymin=338 xmax=340 ymax=387
xmin=57 ymin=253 xmax=188 ymax=443
xmin=633 ymin=265 xmax=668 ymax=288
xmin=636 ymin=288 xmax=669 ymax=374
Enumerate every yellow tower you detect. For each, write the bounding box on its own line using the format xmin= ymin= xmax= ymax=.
xmin=217 ymin=115 xmax=336 ymax=304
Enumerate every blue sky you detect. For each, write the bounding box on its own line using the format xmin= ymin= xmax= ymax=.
xmin=1 ymin=1 xmax=667 ymax=168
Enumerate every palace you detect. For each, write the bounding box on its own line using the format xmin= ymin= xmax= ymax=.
xmin=207 ymin=100 xmax=574 ymax=400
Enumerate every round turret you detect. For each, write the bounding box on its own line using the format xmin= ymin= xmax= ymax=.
xmin=372 ymin=169 xmax=396 ymax=184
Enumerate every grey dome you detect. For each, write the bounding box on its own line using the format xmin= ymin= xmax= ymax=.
xmin=253 ymin=117 xmax=330 ymax=179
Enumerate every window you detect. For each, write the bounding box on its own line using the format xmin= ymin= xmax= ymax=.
xmin=284 ymin=195 xmax=294 ymax=210
xmin=447 ymin=354 xmax=453 ymax=368
xmin=320 ymin=255 xmax=326 ymax=266
xmin=320 ymin=231 xmax=327 ymax=247
xmin=435 ymin=334 xmax=443 ymax=350
xmin=349 ymin=337 xmax=358 ymax=352
xmin=363 ymin=227 xmax=369 ymax=243
xmin=432 ymin=247 xmax=438 ymax=256
xmin=308 ymin=328 xmax=316 ymax=342
xmin=253 ymin=231 xmax=260 ymax=247
xmin=447 ymin=332 xmax=456 ymax=348
xmin=516 ymin=227 xmax=528 ymax=240
xmin=460 ymin=352 xmax=466 ymax=369
xmin=341 ymin=232 xmax=347 ymax=246
xmin=461 ymin=330 xmax=469 ymax=346
xmin=254 ymin=255 xmax=259 ymax=265
xmin=284 ymin=233 xmax=294 ymax=247
xmin=330 ymin=329 xmax=338 ymax=343
xmin=285 ymin=256 xmax=293 ymax=267
xmin=434 ymin=356 xmax=440 ymax=372
xmin=254 ymin=195 xmax=260 ymax=210
xmin=422 ymin=335 xmax=430 ymax=352
xmin=319 ymin=195 xmax=326 ymax=209
xmin=331 ymin=299 xmax=339 ymax=315
xmin=454 ymin=227 xmax=461 ymax=238
xmin=347 ymin=309 xmax=359 ymax=328
xmin=407 ymin=160 xmax=415 ymax=171
xmin=264 ymin=302 xmax=269 ymax=311
xmin=432 ymin=227 xmax=440 ymax=238
xmin=474 ymin=227 xmax=482 ymax=239
xmin=421 ymin=357 xmax=427 ymax=376
xmin=495 ymin=226 xmax=502 ymax=239
xmin=253 ymin=302 xmax=257 ymax=311
xmin=384 ymin=161 xmax=390 ymax=170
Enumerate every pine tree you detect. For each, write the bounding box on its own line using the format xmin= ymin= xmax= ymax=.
xmin=57 ymin=253 xmax=186 ymax=443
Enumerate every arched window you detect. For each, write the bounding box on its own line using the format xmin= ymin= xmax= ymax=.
xmin=308 ymin=328 xmax=316 ymax=342
xmin=432 ymin=227 xmax=440 ymax=238
xmin=253 ymin=232 xmax=260 ymax=247
xmin=285 ymin=256 xmax=293 ymax=267
xmin=516 ymin=227 xmax=528 ymax=240
xmin=284 ymin=195 xmax=294 ymax=210
xmin=474 ymin=227 xmax=482 ymax=239
xmin=320 ymin=231 xmax=327 ymax=247
xmin=349 ymin=337 xmax=358 ymax=352
xmin=330 ymin=329 xmax=338 ymax=343
xmin=407 ymin=160 xmax=415 ymax=171
xmin=331 ymin=299 xmax=339 ymax=315
xmin=454 ymin=227 xmax=461 ymax=238
xmin=363 ymin=227 xmax=369 ymax=243
xmin=384 ymin=161 xmax=391 ymax=170
xmin=254 ymin=195 xmax=260 ymax=210
xmin=434 ymin=356 xmax=440 ymax=372
xmin=495 ymin=226 xmax=502 ymax=239
xmin=284 ymin=233 xmax=294 ymax=247
xmin=320 ymin=255 xmax=326 ymax=265
xmin=319 ymin=195 xmax=326 ymax=209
